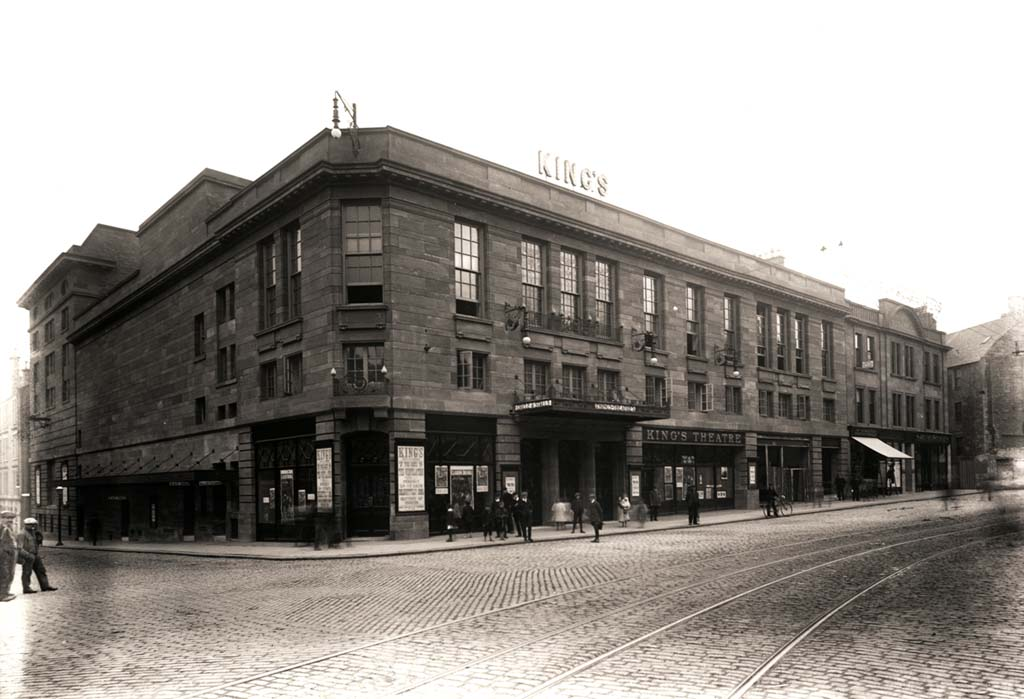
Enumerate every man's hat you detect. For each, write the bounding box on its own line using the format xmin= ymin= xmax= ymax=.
xmin=24 ymin=517 xmax=38 ymax=525
xmin=0 ymin=510 xmax=15 ymax=518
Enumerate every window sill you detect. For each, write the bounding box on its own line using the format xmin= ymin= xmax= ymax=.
xmin=254 ymin=316 xmax=303 ymax=339
xmin=194 ymin=354 xmax=206 ymax=363
xmin=216 ymin=379 xmax=238 ymax=389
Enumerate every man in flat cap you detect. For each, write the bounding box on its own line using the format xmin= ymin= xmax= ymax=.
xmin=17 ymin=517 xmax=57 ymax=594
xmin=0 ymin=510 xmax=17 ymax=601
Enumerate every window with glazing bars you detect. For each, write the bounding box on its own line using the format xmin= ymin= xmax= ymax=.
xmin=686 ymin=285 xmax=703 ymax=356
xmin=855 ymin=388 xmax=864 ymax=422
xmin=523 ymin=360 xmax=548 ymax=397
xmin=216 ymin=283 xmax=235 ymax=323
xmin=454 ymin=222 xmax=481 ymax=316
xmin=597 ymin=370 xmax=620 ymax=401
xmin=796 ymin=395 xmax=810 ymax=420
xmin=345 ymin=344 xmax=385 ymax=385
xmin=905 ymin=395 xmax=915 ymax=427
xmin=560 ymin=250 xmax=580 ymax=320
xmin=258 ymin=237 xmax=277 ymax=328
xmin=775 ymin=310 xmax=788 ymax=371
xmin=562 ymin=365 xmax=585 ymax=399
xmin=521 ymin=240 xmax=544 ymax=319
xmin=793 ymin=315 xmax=807 ymax=373
xmin=724 ymin=295 xmax=738 ymax=352
xmin=344 ymin=204 xmax=383 ymax=304
xmin=759 ymin=390 xmax=774 ymax=417
xmin=688 ymin=382 xmax=712 ymax=411
xmin=259 ymin=361 xmax=277 ymax=399
xmin=892 ymin=393 xmax=902 ymax=426
xmin=868 ymin=389 xmax=877 ymax=423
xmin=646 ymin=375 xmax=667 ymax=407
xmin=642 ymin=274 xmax=658 ymax=336
xmin=217 ymin=344 xmax=236 ymax=382
xmin=820 ymin=321 xmax=834 ymax=378
xmin=823 ymin=398 xmax=836 ymax=422
xmin=756 ymin=303 xmax=769 ymax=367
xmin=457 ymin=351 xmax=487 ymax=390
xmin=284 ymin=354 xmax=303 ymax=396
xmin=778 ymin=393 xmax=793 ymax=418
xmin=905 ymin=346 xmax=915 ymax=378
xmin=725 ymin=385 xmax=742 ymax=414
xmin=287 ymin=225 xmax=302 ymax=318
xmin=595 ymin=260 xmax=614 ymax=337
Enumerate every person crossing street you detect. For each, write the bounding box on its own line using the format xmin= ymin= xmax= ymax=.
xmin=17 ymin=518 xmax=58 ymax=594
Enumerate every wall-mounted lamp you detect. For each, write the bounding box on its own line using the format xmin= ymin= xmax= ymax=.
xmin=714 ymin=345 xmax=743 ymax=379
xmin=631 ymin=328 xmax=660 ymax=366
xmin=504 ymin=302 xmax=533 ymax=347
xmin=330 ymin=367 xmax=337 ymax=378
xmin=329 ymin=90 xmax=360 ymax=156
xmin=380 ymin=364 xmax=389 ymax=379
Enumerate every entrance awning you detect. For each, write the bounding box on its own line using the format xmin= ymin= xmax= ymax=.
xmin=852 ymin=436 xmax=912 ymax=459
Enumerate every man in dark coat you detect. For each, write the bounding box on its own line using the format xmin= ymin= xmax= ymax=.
xmin=17 ymin=518 xmax=57 ymax=593
xmin=570 ymin=492 xmax=586 ymax=534
xmin=686 ymin=486 xmax=701 ymax=525
xmin=764 ymin=485 xmax=779 ymax=517
xmin=1 ymin=510 xmax=17 ymax=602
xmin=519 ymin=492 xmax=533 ymax=542
xmin=834 ymin=476 xmax=846 ymax=501
xmin=648 ymin=487 xmax=662 ymax=522
xmin=586 ymin=493 xmax=604 ymax=543
xmin=493 ymin=498 xmax=508 ymax=540
xmin=511 ymin=493 xmax=524 ymax=538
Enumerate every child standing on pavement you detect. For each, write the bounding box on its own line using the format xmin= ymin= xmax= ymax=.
xmin=618 ymin=494 xmax=631 ymax=527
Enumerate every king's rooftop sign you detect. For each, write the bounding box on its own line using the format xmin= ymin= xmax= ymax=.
xmin=538 ymin=151 xmax=609 ymax=197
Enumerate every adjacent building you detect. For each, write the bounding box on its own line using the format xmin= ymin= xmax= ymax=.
xmin=0 ymin=357 xmax=27 ymax=518
xmin=946 ymin=298 xmax=1024 ymax=487
xmin=18 ymin=126 xmax=955 ymax=543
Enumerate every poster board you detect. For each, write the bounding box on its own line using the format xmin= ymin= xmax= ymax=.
xmin=315 ymin=446 xmax=334 ymax=512
xmin=396 ymin=443 xmax=425 ymax=512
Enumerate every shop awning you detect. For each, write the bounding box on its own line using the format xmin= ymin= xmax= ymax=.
xmin=852 ymin=436 xmax=912 ymax=459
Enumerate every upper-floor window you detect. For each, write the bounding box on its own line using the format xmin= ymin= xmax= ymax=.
xmin=868 ymin=389 xmax=877 ymax=424
xmin=60 ymin=307 xmax=69 ymax=331
xmin=344 ymin=204 xmax=383 ymax=304
xmin=642 ymin=274 xmax=659 ymax=337
xmin=194 ymin=397 xmax=207 ymax=425
xmin=905 ymin=346 xmax=915 ymax=379
xmin=932 ymin=400 xmax=941 ymax=430
xmin=216 ymin=283 xmax=236 ymax=324
xmin=687 ymin=382 xmax=712 ymax=412
xmin=646 ymin=375 xmax=667 ymax=407
xmin=778 ymin=392 xmax=793 ymax=419
xmin=820 ymin=321 xmax=834 ymax=379
xmin=454 ymin=221 xmax=481 ymax=316
xmin=562 ymin=365 xmax=586 ymax=399
xmin=905 ymin=394 xmax=916 ymax=427
xmin=925 ymin=398 xmax=933 ymax=429
xmin=345 ymin=344 xmax=385 ymax=387
xmin=725 ymin=385 xmax=742 ymax=414
xmin=31 ymin=331 xmax=38 ymax=351
xmin=890 ymin=341 xmax=902 ymax=376
xmin=796 ymin=395 xmax=810 ymax=420
xmin=823 ymin=398 xmax=836 ymax=423
xmin=44 ymin=319 xmax=54 ymax=343
xmin=597 ymin=370 xmax=620 ymax=401
xmin=258 ymin=236 xmax=277 ymax=328
xmin=774 ymin=309 xmax=788 ymax=371
xmin=931 ymin=353 xmax=941 ymax=385
xmin=855 ymin=388 xmax=864 ymax=423
xmin=284 ymin=353 xmax=303 ymax=396
xmin=523 ymin=360 xmax=549 ymax=398
xmin=723 ymin=295 xmax=739 ymax=354
xmin=954 ymin=401 xmax=962 ymax=424
xmin=259 ymin=361 xmax=277 ymax=399
xmin=595 ymin=259 xmax=615 ymax=337
xmin=856 ymin=333 xmax=876 ymax=368
xmin=952 ymin=368 xmax=960 ymax=390
xmin=521 ymin=240 xmax=544 ymax=319
xmin=44 ymin=292 xmax=53 ymax=311
xmin=217 ymin=344 xmax=237 ymax=383
xmin=457 ymin=350 xmax=487 ymax=390
xmin=793 ymin=314 xmax=807 ymax=374
xmin=759 ymin=390 xmax=774 ymax=417
xmin=866 ymin=336 xmax=876 ymax=366
xmin=61 ymin=279 xmax=68 ymax=296
xmin=753 ymin=302 xmax=770 ymax=368
xmin=892 ymin=393 xmax=902 ymax=426
xmin=193 ymin=313 xmax=205 ymax=358
xmin=686 ymin=285 xmax=703 ymax=356
xmin=559 ymin=250 xmax=581 ymax=320
xmin=44 ymin=352 xmax=55 ymax=379
xmin=286 ymin=225 xmax=302 ymax=319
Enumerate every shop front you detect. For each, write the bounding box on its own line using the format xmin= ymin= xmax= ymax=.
xmin=915 ymin=433 xmax=951 ymax=490
xmin=849 ymin=429 xmax=915 ymax=496
xmin=756 ymin=436 xmax=811 ymax=503
xmin=424 ymin=415 xmax=496 ymax=535
xmin=253 ymin=418 xmax=319 ymax=541
xmin=642 ymin=427 xmax=745 ymax=514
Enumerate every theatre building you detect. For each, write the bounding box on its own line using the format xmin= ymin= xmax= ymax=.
xmin=20 ymin=125 xmax=945 ymax=543
xmin=844 ymin=300 xmax=950 ymax=495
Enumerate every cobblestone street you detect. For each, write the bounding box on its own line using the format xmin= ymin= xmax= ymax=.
xmin=2 ymin=492 xmax=1021 ymax=699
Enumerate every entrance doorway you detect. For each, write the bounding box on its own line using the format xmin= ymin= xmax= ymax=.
xmin=595 ymin=442 xmax=621 ymax=521
xmin=346 ymin=433 xmax=390 ymax=536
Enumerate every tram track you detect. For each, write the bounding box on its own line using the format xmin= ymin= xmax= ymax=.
xmin=183 ymin=511 xmax=1016 ymax=699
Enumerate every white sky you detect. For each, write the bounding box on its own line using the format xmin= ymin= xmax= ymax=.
xmin=3 ymin=1 xmax=1022 ymax=396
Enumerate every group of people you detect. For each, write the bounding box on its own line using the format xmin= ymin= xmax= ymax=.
xmin=1 ymin=511 xmax=58 ymax=602
xmin=446 ymin=492 xmax=609 ymax=543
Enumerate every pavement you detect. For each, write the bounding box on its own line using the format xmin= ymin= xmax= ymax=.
xmin=46 ymin=489 xmax=988 ymax=560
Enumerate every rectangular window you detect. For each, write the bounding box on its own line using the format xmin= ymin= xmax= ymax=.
xmin=685 ymin=284 xmax=703 ymax=356
xmin=595 ymin=259 xmax=615 ymax=337
xmin=933 ymin=400 xmax=941 ymax=430
xmin=60 ymin=307 xmax=69 ymax=331
xmin=796 ymin=395 xmax=810 ymax=420
xmin=891 ymin=341 xmax=902 ymax=376
xmin=723 ymin=295 xmax=739 ymax=353
xmin=905 ymin=346 xmax=915 ymax=379
xmin=756 ymin=303 xmax=769 ymax=368
xmin=725 ymin=385 xmax=742 ymax=414
xmin=61 ymin=344 xmax=69 ymax=403
xmin=906 ymin=395 xmax=916 ymax=427
xmin=31 ymin=331 xmax=38 ymax=351
xmin=258 ymin=237 xmax=277 ymax=328
xmin=774 ymin=309 xmax=788 ymax=371
xmin=284 ymin=353 xmax=303 ymax=396
xmin=562 ymin=365 xmax=586 ymax=399
xmin=559 ymin=250 xmax=581 ymax=320
xmin=45 ymin=386 xmax=55 ymax=410
xmin=952 ymin=368 xmax=960 ymax=390
xmin=923 ymin=351 xmax=932 ymax=382
xmin=868 ymin=389 xmax=877 ymax=424
xmin=345 ymin=344 xmax=385 ymax=386
xmin=45 ymin=319 xmax=54 ymax=343
xmin=642 ymin=274 xmax=659 ymax=337
xmin=687 ymin=382 xmax=712 ymax=412
xmin=228 ymin=402 xmax=238 ymax=419
xmin=892 ymin=393 xmax=902 ymax=426
xmin=932 ymin=354 xmax=941 ymax=385
xmin=645 ymin=375 xmax=667 ymax=407
xmin=44 ymin=352 xmax=55 ymax=378
xmin=925 ymin=398 xmax=932 ymax=429
xmin=758 ymin=390 xmax=774 ymax=417
xmin=288 ymin=225 xmax=302 ymax=318
xmin=778 ymin=393 xmax=793 ymax=419
xmin=954 ymin=401 xmax=962 ymax=424
xmin=855 ymin=333 xmax=863 ymax=367
xmin=454 ymin=221 xmax=481 ymax=316
xmin=855 ymin=388 xmax=864 ymax=423
xmin=259 ymin=361 xmax=277 ymax=400
xmin=457 ymin=351 xmax=487 ymax=390
xmin=521 ymin=240 xmax=544 ymax=319
xmin=217 ymin=344 xmax=237 ymax=383
xmin=793 ymin=314 xmax=807 ymax=373
xmin=194 ymin=397 xmax=206 ymax=425
xmin=193 ymin=314 xmax=205 ymax=357
xmin=344 ymin=204 xmax=384 ymax=304
xmin=523 ymin=360 xmax=549 ymax=398
xmin=216 ymin=283 xmax=236 ymax=323
xmin=821 ymin=321 xmax=834 ymax=379
xmin=597 ymin=370 xmax=620 ymax=401
xmin=866 ymin=336 xmax=876 ymax=367
xmin=823 ymin=398 xmax=836 ymax=423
